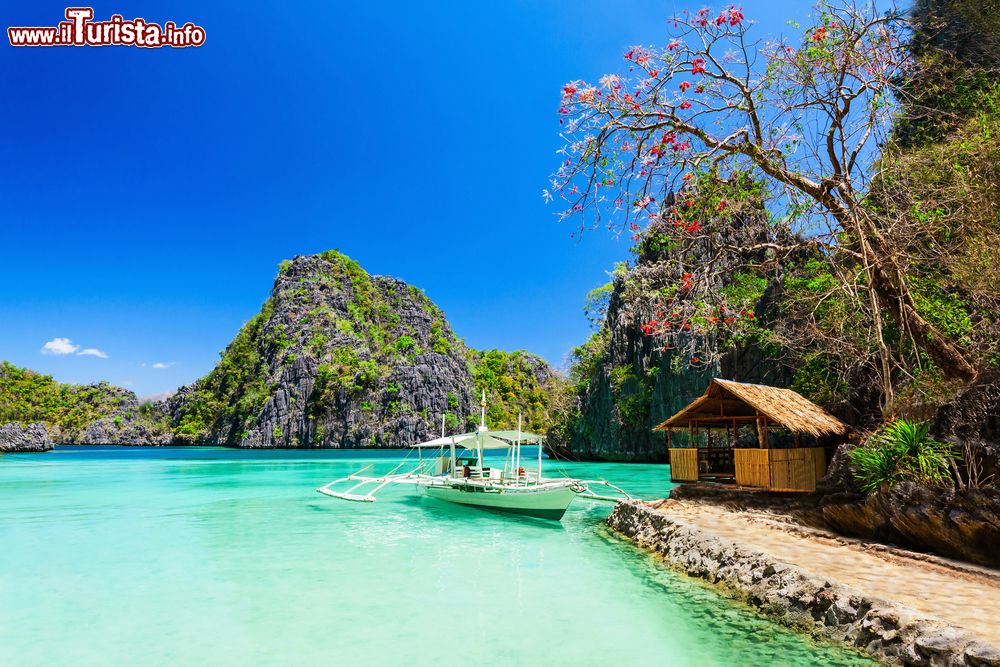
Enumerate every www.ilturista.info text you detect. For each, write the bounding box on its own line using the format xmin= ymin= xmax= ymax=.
xmin=8 ymin=8 xmax=205 ymax=48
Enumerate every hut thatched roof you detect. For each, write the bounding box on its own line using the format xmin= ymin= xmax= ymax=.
xmin=653 ymin=378 xmax=849 ymax=438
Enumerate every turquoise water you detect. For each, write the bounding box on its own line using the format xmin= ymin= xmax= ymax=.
xmin=0 ymin=447 xmax=874 ymax=666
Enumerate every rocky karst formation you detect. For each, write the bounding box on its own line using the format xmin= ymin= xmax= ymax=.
xmin=0 ymin=422 xmax=54 ymax=452
xmin=549 ymin=214 xmax=792 ymax=462
xmin=167 ymin=250 xmax=561 ymax=448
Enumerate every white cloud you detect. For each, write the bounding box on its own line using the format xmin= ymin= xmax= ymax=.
xmin=151 ymin=362 xmax=175 ymax=370
xmin=41 ymin=337 xmax=79 ymax=355
xmin=77 ymin=348 xmax=108 ymax=358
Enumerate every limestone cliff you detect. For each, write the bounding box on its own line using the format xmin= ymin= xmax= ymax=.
xmin=168 ymin=250 xmax=561 ymax=448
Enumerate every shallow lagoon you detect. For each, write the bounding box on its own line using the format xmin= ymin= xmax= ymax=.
xmin=0 ymin=447 xmax=874 ymax=666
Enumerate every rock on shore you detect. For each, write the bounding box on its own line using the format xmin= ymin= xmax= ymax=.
xmin=0 ymin=422 xmax=54 ymax=452
xmin=819 ymin=483 xmax=1000 ymax=568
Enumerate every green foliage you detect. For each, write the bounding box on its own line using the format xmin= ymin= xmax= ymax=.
xmin=609 ymin=365 xmax=650 ymax=426
xmin=469 ymin=350 xmax=559 ymax=432
xmin=430 ymin=320 xmax=452 ymax=354
xmin=567 ymin=331 xmax=610 ymax=395
xmin=721 ymin=272 xmax=767 ymax=309
xmin=395 ymin=335 xmax=415 ymax=353
xmin=584 ymin=281 xmax=614 ymax=330
xmin=850 ymin=419 xmax=957 ymax=494
xmin=308 ymin=333 xmax=328 ymax=356
xmin=911 ymin=274 xmax=974 ymax=344
xmin=791 ymin=353 xmax=849 ymax=405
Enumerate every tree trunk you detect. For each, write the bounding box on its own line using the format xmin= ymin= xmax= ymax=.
xmin=837 ymin=202 xmax=980 ymax=385
xmin=868 ymin=259 xmax=979 ymax=384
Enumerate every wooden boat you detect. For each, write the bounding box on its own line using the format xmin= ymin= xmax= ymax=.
xmin=316 ymin=393 xmax=631 ymax=520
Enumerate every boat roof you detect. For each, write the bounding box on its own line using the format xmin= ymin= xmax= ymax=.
xmin=411 ymin=429 xmax=545 ymax=450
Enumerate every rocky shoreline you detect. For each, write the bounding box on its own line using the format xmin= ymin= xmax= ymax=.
xmin=607 ymin=500 xmax=1000 ymax=666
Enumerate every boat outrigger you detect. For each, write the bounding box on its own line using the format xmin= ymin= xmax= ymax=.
xmin=316 ymin=393 xmax=633 ymax=520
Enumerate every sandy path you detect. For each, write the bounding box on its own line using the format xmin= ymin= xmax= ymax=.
xmin=649 ymin=500 xmax=1000 ymax=646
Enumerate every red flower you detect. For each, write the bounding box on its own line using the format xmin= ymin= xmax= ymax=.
xmin=648 ymin=70 xmax=659 ymax=78
xmin=562 ymin=84 xmax=577 ymax=98
xmin=667 ymin=41 xmax=681 ymax=51
xmin=679 ymin=101 xmax=692 ymax=110
xmin=679 ymin=81 xmax=691 ymax=92
xmin=691 ymin=356 xmax=700 ymax=364
xmin=681 ymin=172 xmax=694 ymax=181
xmin=691 ymin=58 xmax=706 ymax=75
xmin=695 ymin=85 xmax=704 ymax=93
xmin=717 ymin=199 xmax=728 ymax=211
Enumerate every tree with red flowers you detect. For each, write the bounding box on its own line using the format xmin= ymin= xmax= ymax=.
xmin=549 ymin=1 xmax=980 ymax=406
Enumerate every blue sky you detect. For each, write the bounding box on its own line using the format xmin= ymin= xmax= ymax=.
xmin=1 ymin=1 xmax=817 ymax=397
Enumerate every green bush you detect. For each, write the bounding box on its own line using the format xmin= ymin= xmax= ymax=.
xmin=850 ymin=419 xmax=956 ymax=494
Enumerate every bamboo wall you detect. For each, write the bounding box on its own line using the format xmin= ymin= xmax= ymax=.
xmin=734 ymin=449 xmax=770 ymax=488
xmin=733 ymin=447 xmax=826 ymax=492
xmin=767 ymin=447 xmax=826 ymax=492
xmin=669 ymin=448 xmax=699 ymax=482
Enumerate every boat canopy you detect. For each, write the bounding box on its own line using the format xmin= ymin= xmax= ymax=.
xmin=410 ymin=430 xmax=545 ymax=450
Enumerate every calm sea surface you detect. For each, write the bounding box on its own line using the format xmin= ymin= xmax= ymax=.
xmin=0 ymin=446 xmax=874 ymax=666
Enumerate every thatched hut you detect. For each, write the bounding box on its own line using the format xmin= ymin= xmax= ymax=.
xmin=654 ymin=378 xmax=851 ymax=492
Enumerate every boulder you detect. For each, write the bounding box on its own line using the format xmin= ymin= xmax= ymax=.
xmin=820 ymin=483 xmax=1000 ymax=567
xmin=0 ymin=422 xmax=54 ymax=452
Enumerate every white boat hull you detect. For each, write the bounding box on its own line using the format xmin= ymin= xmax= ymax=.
xmin=422 ymin=481 xmax=577 ymax=520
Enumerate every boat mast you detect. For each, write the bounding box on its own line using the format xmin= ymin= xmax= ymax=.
xmin=516 ymin=413 xmax=522 ymax=485
xmin=449 ymin=436 xmax=456 ymax=478
xmin=537 ymin=423 xmax=543 ymax=483
xmin=477 ymin=390 xmax=486 ymax=477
